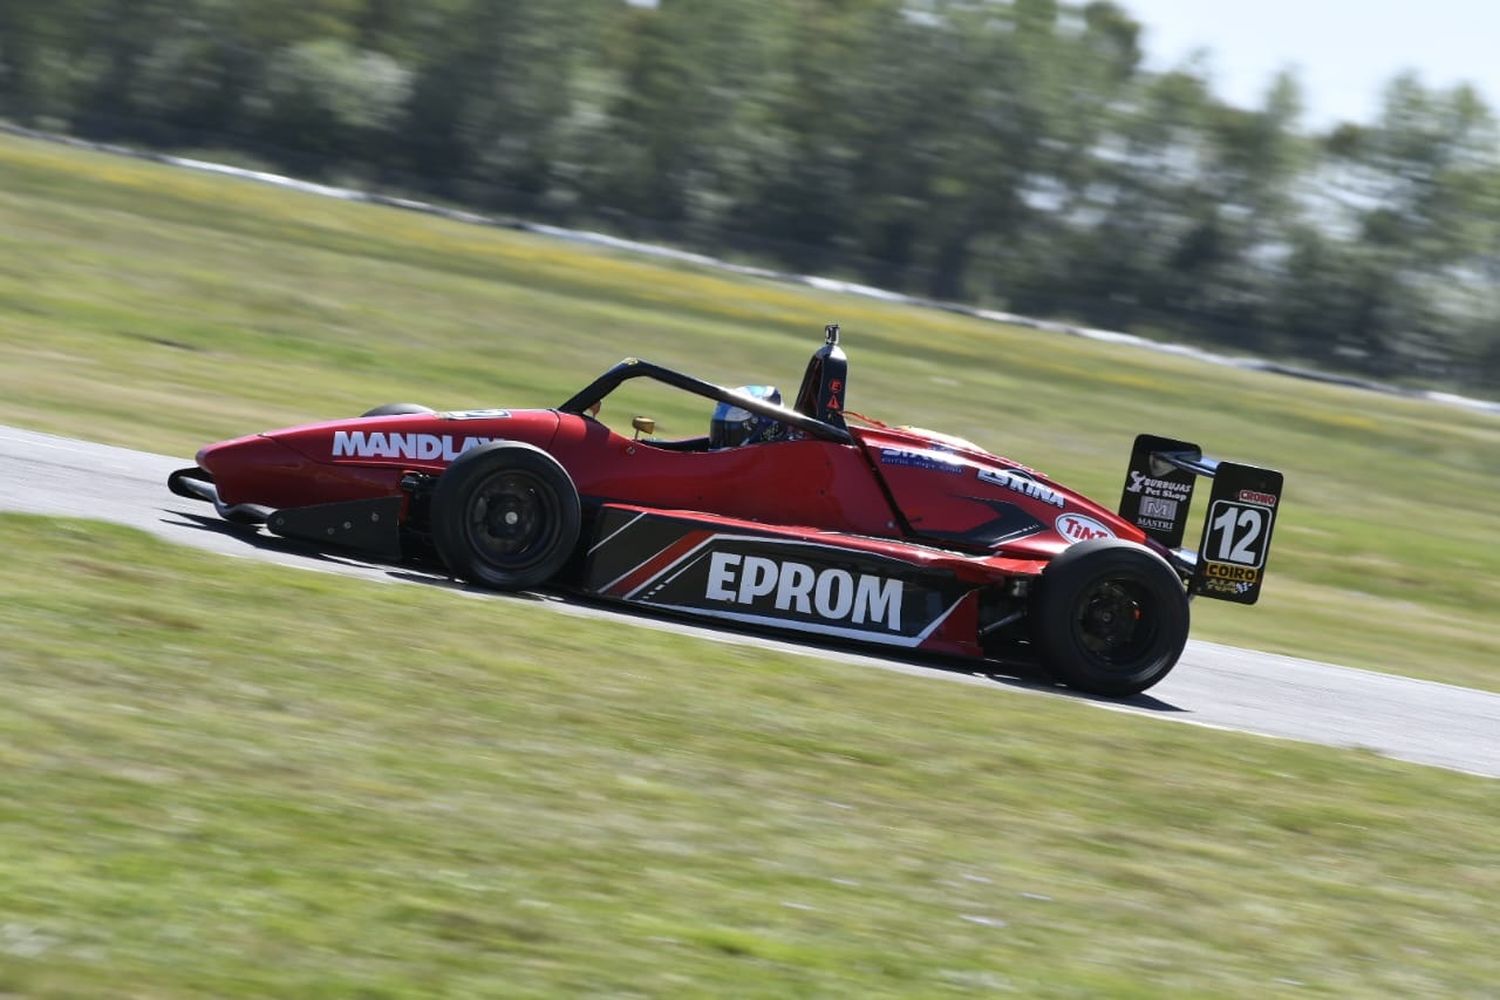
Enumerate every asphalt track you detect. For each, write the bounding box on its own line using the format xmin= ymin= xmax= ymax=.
xmin=4 ymin=422 xmax=1497 ymax=779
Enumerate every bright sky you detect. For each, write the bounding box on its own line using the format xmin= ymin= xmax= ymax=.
xmin=1121 ymin=0 xmax=1500 ymax=129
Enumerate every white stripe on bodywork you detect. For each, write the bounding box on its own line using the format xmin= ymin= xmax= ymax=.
xmin=587 ymin=511 xmax=647 ymax=554
xmin=620 ymin=537 xmax=715 ymax=599
xmin=604 ymin=530 xmax=970 ymax=604
xmin=638 ymin=595 xmax=969 ymax=649
xmin=597 ymin=534 xmax=715 ymax=597
xmin=646 ymin=550 xmax=713 ymax=595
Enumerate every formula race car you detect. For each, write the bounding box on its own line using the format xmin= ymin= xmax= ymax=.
xmin=169 ymin=326 xmax=1282 ymax=696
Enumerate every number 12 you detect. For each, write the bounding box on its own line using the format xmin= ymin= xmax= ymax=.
xmin=1211 ymin=505 xmax=1264 ymax=565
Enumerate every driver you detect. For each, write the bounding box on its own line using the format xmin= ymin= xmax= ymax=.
xmin=709 ymin=385 xmax=786 ymax=448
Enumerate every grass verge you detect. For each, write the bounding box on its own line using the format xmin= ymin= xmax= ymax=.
xmin=0 ymin=132 xmax=1497 ymax=688
xmin=1 ymin=514 xmax=1497 ymax=997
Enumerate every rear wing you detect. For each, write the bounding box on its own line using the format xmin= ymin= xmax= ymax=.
xmin=1118 ymin=434 xmax=1283 ymax=605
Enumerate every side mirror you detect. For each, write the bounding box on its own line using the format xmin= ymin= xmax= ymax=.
xmin=632 ymin=415 xmax=656 ymax=439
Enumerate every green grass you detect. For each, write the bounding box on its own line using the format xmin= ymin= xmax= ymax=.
xmin=1 ymin=515 xmax=1497 ymax=998
xmin=1 ymin=132 xmax=1498 ymax=689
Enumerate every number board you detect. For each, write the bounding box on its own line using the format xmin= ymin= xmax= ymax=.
xmin=1190 ymin=461 xmax=1283 ymax=605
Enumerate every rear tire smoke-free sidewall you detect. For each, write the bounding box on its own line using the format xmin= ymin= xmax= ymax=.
xmin=1032 ymin=539 xmax=1189 ymax=697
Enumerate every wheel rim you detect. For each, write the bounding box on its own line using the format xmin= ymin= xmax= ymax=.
xmin=1072 ymin=576 xmax=1160 ymax=670
xmin=462 ymin=470 xmax=562 ymax=574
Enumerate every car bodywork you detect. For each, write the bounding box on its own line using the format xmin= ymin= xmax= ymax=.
xmin=170 ymin=327 xmax=1282 ymax=694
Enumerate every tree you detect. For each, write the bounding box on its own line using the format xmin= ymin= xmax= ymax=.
xmin=399 ymin=0 xmax=602 ymax=208
xmin=252 ymin=39 xmax=411 ymax=162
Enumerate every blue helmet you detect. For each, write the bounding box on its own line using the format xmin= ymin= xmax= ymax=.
xmin=710 ymin=385 xmax=785 ymax=448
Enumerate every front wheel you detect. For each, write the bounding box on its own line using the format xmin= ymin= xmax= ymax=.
xmin=1031 ymin=539 xmax=1189 ymax=697
xmin=430 ymin=442 xmax=581 ymax=590
xmin=360 ymin=402 xmax=435 ymax=417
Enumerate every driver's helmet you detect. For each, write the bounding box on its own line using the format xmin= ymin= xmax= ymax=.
xmin=710 ymin=385 xmax=785 ymax=448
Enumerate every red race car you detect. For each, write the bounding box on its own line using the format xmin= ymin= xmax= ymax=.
xmin=169 ymin=326 xmax=1282 ymax=696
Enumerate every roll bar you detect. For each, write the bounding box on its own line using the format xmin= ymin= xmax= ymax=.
xmin=558 ymin=358 xmax=856 ymax=445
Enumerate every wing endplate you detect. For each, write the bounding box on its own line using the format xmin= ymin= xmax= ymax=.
xmin=1189 ymin=462 xmax=1283 ymax=606
xmin=1118 ymin=434 xmax=1201 ymax=549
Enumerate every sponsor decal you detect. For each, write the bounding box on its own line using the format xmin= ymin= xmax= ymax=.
xmin=581 ymin=512 xmax=978 ymax=648
xmin=1204 ymin=562 xmax=1260 ymax=583
xmin=879 ymin=447 xmax=965 ymax=475
xmin=1055 ymin=513 xmax=1116 ymax=543
xmin=332 ymin=430 xmax=494 ymax=461
xmin=443 ymin=408 xmax=511 ymax=420
xmin=705 ymin=553 xmax=902 ymax=631
xmin=1238 ymin=489 xmax=1278 ymax=507
xmin=977 ymin=467 xmax=1065 ymax=508
xmin=1203 ymin=577 xmax=1254 ymax=596
xmin=1125 ymin=471 xmax=1192 ymax=503
xmin=1139 ymin=496 xmax=1179 ymax=521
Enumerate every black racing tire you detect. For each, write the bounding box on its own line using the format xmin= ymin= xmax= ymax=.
xmin=1031 ymin=538 xmax=1189 ymax=697
xmin=360 ymin=402 xmax=435 ymax=417
xmin=430 ymin=441 xmax=581 ymax=590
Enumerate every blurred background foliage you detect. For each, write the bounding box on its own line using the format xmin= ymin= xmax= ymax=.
xmin=3 ymin=0 xmax=1499 ymax=392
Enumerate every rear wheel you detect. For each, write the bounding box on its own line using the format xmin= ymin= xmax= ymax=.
xmin=430 ymin=442 xmax=581 ymax=590
xmin=1032 ymin=539 xmax=1189 ymax=697
xmin=360 ymin=402 xmax=434 ymax=417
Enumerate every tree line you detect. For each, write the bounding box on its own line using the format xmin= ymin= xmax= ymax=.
xmin=3 ymin=0 xmax=1499 ymax=391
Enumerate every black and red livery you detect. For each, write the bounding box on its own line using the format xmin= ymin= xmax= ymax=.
xmin=170 ymin=326 xmax=1282 ymax=696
